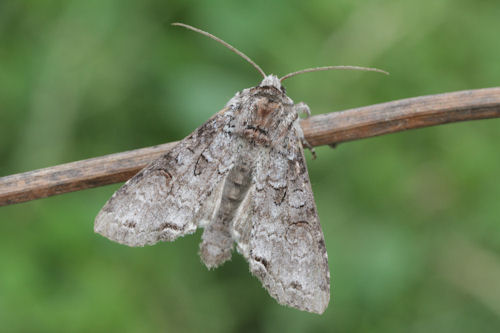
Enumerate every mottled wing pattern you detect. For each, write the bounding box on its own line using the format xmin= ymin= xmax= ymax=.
xmin=233 ymin=130 xmax=330 ymax=314
xmin=94 ymin=107 xmax=236 ymax=246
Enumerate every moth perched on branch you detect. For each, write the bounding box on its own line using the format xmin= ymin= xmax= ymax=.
xmin=1 ymin=87 xmax=499 ymax=207
xmin=94 ymin=23 xmax=387 ymax=314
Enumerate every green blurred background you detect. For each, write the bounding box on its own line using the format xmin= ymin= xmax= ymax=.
xmin=1 ymin=0 xmax=500 ymax=332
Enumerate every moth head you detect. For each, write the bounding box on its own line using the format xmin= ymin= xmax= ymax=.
xmin=259 ymin=75 xmax=283 ymax=91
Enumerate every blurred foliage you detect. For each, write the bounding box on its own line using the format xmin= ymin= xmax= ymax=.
xmin=1 ymin=0 xmax=500 ymax=332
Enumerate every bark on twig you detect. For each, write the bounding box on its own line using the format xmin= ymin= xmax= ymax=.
xmin=1 ymin=87 xmax=499 ymax=206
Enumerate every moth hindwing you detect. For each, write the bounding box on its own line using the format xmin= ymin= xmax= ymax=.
xmin=94 ymin=75 xmax=330 ymax=314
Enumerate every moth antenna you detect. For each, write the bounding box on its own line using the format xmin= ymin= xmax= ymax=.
xmin=280 ymin=66 xmax=389 ymax=82
xmin=172 ymin=22 xmax=267 ymax=78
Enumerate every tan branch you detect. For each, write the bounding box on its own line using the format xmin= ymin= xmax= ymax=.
xmin=1 ymin=87 xmax=499 ymax=206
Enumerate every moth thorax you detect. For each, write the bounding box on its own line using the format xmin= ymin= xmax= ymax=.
xmin=259 ymin=75 xmax=282 ymax=90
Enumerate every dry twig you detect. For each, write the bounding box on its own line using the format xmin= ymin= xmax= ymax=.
xmin=1 ymin=87 xmax=499 ymax=206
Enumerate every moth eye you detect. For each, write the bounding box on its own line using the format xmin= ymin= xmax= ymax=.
xmin=281 ymin=86 xmax=287 ymax=94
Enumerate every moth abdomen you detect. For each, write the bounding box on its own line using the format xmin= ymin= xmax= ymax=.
xmin=217 ymin=159 xmax=252 ymax=219
xmin=199 ymin=157 xmax=253 ymax=268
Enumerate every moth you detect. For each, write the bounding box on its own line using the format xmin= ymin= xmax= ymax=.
xmin=94 ymin=23 xmax=387 ymax=314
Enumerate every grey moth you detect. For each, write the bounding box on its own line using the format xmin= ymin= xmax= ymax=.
xmin=94 ymin=23 xmax=387 ymax=314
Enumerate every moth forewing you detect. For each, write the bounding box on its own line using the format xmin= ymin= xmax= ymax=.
xmin=240 ymin=113 xmax=330 ymax=314
xmin=94 ymin=107 xmax=238 ymax=246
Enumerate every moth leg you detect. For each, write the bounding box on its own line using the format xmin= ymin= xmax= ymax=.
xmin=293 ymin=102 xmax=316 ymax=159
xmin=292 ymin=117 xmax=317 ymax=160
xmin=295 ymin=102 xmax=311 ymax=118
xmin=301 ymin=138 xmax=317 ymax=159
